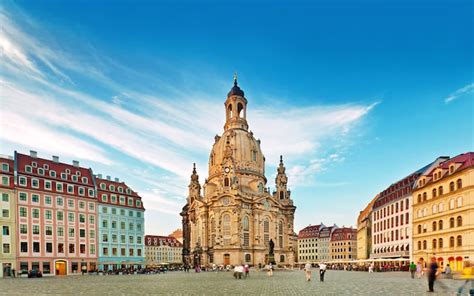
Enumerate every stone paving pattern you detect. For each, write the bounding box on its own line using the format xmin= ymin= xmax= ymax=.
xmin=0 ymin=270 xmax=469 ymax=295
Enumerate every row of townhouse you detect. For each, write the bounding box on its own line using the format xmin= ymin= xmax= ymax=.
xmin=357 ymin=152 xmax=473 ymax=272
xmin=0 ymin=151 xmax=145 ymax=277
xmin=297 ymin=224 xmax=357 ymax=263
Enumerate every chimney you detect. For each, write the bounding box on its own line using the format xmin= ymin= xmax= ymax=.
xmin=52 ymin=156 xmax=59 ymax=163
xmin=30 ymin=150 xmax=37 ymax=158
xmin=98 ymin=174 xmax=103 ymax=179
xmin=106 ymin=175 xmax=111 ymax=181
xmin=72 ymin=160 xmax=79 ymax=167
xmin=114 ymin=177 xmax=119 ymax=182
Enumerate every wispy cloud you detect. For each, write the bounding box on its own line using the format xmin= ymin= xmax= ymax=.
xmin=0 ymin=8 xmax=377 ymax=232
xmin=444 ymin=83 xmax=474 ymax=103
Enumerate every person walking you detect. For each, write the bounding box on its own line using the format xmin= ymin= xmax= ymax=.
xmin=416 ymin=261 xmax=423 ymax=279
xmin=409 ymin=262 xmax=417 ymax=279
xmin=457 ymin=261 xmax=473 ymax=296
xmin=304 ymin=262 xmax=312 ymax=281
xmin=427 ymin=257 xmax=440 ymax=293
xmin=244 ymin=264 xmax=249 ymax=278
xmin=319 ymin=262 xmax=327 ymax=282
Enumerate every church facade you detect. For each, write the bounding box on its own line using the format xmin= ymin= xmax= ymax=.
xmin=181 ymin=77 xmax=296 ymax=267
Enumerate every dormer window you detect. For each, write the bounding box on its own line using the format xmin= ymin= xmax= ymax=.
xmin=449 ymin=165 xmax=454 ymax=174
xmin=126 ymin=188 xmax=131 ymax=194
xmin=109 ymin=185 xmax=115 ymax=191
xmin=100 ymin=183 xmax=106 ymax=190
xmin=61 ymin=173 xmax=67 ymax=180
xmin=43 ymin=164 xmax=49 ymax=170
xmin=72 ymin=175 xmax=78 ymax=182
xmin=25 ymin=165 xmax=32 ymax=173
xmin=76 ymin=171 xmax=81 ymax=176
xmin=65 ymin=169 xmax=71 ymax=174
xmin=38 ymin=168 xmax=44 ymax=175
xmin=31 ymin=162 xmax=37 ymax=168
xmin=81 ymin=177 xmax=88 ymax=184
xmin=50 ymin=170 xmax=56 ymax=178
xmin=118 ymin=187 xmax=123 ymax=193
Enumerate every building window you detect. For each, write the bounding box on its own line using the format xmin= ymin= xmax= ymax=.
xmin=89 ymin=215 xmax=95 ymax=224
xmin=450 ymin=217 xmax=455 ymax=228
xmin=58 ymin=243 xmax=64 ymax=253
xmin=223 ymin=214 xmax=231 ymax=245
xmin=432 ymin=239 xmax=437 ymax=249
xmin=45 ymin=226 xmax=52 ymax=236
xmin=78 ymin=187 xmax=85 ymax=196
xmin=57 ymin=211 xmax=64 ymax=221
xmin=33 ymin=242 xmax=40 ymax=253
xmin=67 ymin=185 xmax=74 ymax=194
xmin=69 ymin=244 xmax=75 ymax=253
xmin=432 ymin=188 xmax=437 ymax=198
xmin=45 ymin=196 xmax=52 ymax=204
xmin=438 ymin=186 xmax=443 ymax=196
xmin=438 ymin=220 xmax=443 ymax=230
xmin=457 ymin=235 xmax=462 ymax=246
xmin=57 ymin=227 xmax=64 ymax=237
xmin=3 ymin=243 xmax=10 ymax=254
xmin=2 ymin=209 xmax=9 ymax=218
xmin=449 ymin=199 xmax=455 ymax=209
xmin=49 ymin=170 xmax=56 ymax=178
xmin=57 ymin=197 xmax=63 ymax=206
xmin=90 ymin=244 xmax=95 ymax=255
xmin=457 ymin=216 xmax=462 ymax=227
xmin=1 ymin=163 xmax=9 ymax=172
xmin=80 ymin=244 xmax=86 ymax=254
xmin=88 ymin=189 xmax=94 ymax=197
xmin=432 ymin=221 xmax=437 ymax=231
xmin=457 ymin=197 xmax=462 ymax=208
xmin=32 ymin=208 xmax=40 ymax=218
xmin=438 ymin=238 xmax=443 ymax=249
xmin=21 ymin=242 xmax=28 ymax=253
xmin=456 ymin=179 xmax=462 ymax=189
xmin=423 ymin=240 xmax=427 ymax=250
xmin=56 ymin=182 xmax=63 ymax=192
xmin=79 ymin=202 xmax=85 ymax=210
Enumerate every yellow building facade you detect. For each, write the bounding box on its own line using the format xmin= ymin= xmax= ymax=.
xmin=181 ymin=77 xmax=296 ymax=267
xmin=356 ymin=195 xmax=378 ymax=260
xmin=412 ymin=152 xmax=473 ymax=271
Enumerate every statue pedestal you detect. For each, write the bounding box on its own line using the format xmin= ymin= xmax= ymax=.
xmin=268 ymin=254 xmax=276 ymax=265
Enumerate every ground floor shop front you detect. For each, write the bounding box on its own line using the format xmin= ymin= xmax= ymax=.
xmin=16 ymin=258 xmax=97 ymax=276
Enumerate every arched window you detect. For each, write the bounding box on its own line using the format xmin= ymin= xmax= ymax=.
xmin=457 ymin=178 xmax=462 ymax=189
xmin=245 ymin=254 xmax=251 ymax=262
xmin=237 ymin=102 xmax=244 ymax=118
xmin=432 ymin=221 xmax=437 ymax=231
xmin=457 ymin=197 xmax=462 ymax=208
xmin=417 ymin=225 xmax=422 ymax=234
xmin=224 ymin=177 xmax=230 ymax=187
xmin=418 ymin=241 xmax=422 ymax=250
xmin=457 ymin=235 xmax=462 ymax=246
xmin=228 ymin=104 xmax=233 ymax=118
xmin=449 ymin=236 xmax=455 ymax=247
xmin=243 ymin=216 xmax=250 ymax=247
xmin=449 ymin=182 xmax=455 ymax=192
xmin=423 ymin=192 xmax=427 ymax=201
xmin=457 ymin=216 xmax=462 ymax=227
xmin=438 ymin=238 xmax=443 ymax=249
xmin=263 ymin=219 xmax=270 ymax=246
xmin=432 ymin=204 xmax=437 ymax=214
xmin=450 ymin=217 xmax=455 ymax=228
xmin=280 ymin=255 xmax=285 ymax=263
xmin=438 ymin=186 xmax=443 ymax=196
xmin=449 ymin=199 xmax=455 ymax=209
xmin=417 ymin=194 xmax=421 ymax=203
xmin=439 ymin=220 xmax=443 ymax=230
xmin=423 ymin=240 xmax=427 ymax=249
xmin=432 ymin=188 xmax=437 ymax=198
xmin=439 ymin=202 xmax=444 ymax=212
xmin=432 ymin=239 xmax=437 ymax=249
xmin=223 ymin=214 xmax=231 ymax=245
xmin=279 ymin=191 xmax=284 ymax=200
xmin=278 ymin=221 xmax=284 ymax=248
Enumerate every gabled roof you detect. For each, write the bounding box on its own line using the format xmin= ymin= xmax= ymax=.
xmin=298 ymin=224 xmax=324 ymax=239
xmin=145 ymin=235 xmax=183 ymax=247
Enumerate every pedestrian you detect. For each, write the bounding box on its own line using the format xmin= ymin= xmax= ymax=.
xmin=12 ymin=268 xmax=16 ymax=278
xmin=319 ymin=262 xmax=327 ymax=282
xmin=244 ymin=264 xmax=249 ymax=277
xmin=81 ymin=264 xmax=87 ymax=275
xmin=304 ymin=262 xmax=312 ymax=281
xmin=457 ymin=261 xmax=474 ymax=296
xmin=427 ymin=257 xmax=439 ymax=293
xmin=416 ymin=261 xmax=423 ymax=279
xmin=267 ymin=263 xmax=273 ymax=277
xmin=445 ymin=264 xmax=452 ymax=279
xmin=409 ymin=261 xmax=417 ymax=279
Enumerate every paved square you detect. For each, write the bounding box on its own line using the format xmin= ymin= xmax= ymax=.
xmin=0 ymin=270 xmax=468 ymax=295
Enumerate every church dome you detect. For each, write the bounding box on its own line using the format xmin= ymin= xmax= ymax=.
xmin=227 ymin=81 xmax=245 ymax=98
xmin=208 ymin=128 xmax=265 ymax=181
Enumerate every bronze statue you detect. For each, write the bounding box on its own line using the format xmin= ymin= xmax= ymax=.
xmin=269 ymin=239 xmax=275 ymax=255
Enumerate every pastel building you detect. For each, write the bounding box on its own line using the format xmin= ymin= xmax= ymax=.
xmin=297 ymin=224 xmax=324 ymax=262
xmin=96 ymin=176 xmax=145 ymax=271
xmin=371 ymin=158 xmax=445 ymax=261
xmin=145 ymin=235 xmax=182 ymax=266
xmin=356 ymin=195 xmax=378 ymax=260
xmin=15 ymin=151 xmax=98 ymax=276
xmin=318 ymin=225 xmax=337 ymax=261
xmin=330 ymin=227 xmax=357 ymax=260
xmin=1 ymin=156 xmax=16 ymax=277
xmin=412 ymin=152 xmax=473 ymax=271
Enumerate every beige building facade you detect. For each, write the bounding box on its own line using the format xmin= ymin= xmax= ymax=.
xmin=145 ymin=235 xmax=182 ymax=265
xmin=356 ymin=195 xmax=377 ymax=260
xmin=0 ymin=156 xmax=16 ymax=277
xmin=330 ymin=227 xmax=357 ymax=260
xmin=412 ymin=152 xmax=473 ymax=272
xmin=181 ymin=78 xmax=296 ymax=267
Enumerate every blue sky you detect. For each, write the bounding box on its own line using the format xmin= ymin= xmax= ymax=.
xmin=1 ymin=0 xmax=472 ymax=235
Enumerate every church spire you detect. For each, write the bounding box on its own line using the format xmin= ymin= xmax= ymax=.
xmin=188 ymin=163 xmax=201 ymax=202
xmin=224 ymin=74 xmax=248 ymax=131
xmin=274 ymin=155 xmax=291 ymax=200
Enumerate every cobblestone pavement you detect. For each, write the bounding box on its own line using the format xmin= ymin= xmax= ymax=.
xmin=0 ymin=270 xmax=470 ymax=295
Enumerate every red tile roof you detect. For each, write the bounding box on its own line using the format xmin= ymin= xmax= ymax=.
xmin=145 ymin=235 xmax=183 ymax=247
xmin=426 ymin=152 xmax=474 ymax=176
xmin=331 ymin=227 xmax=356 ymax=241
xmin=298 ymin=224 xmax=324 ymax=239
xmin=97 ymin=177 xmax=144 ymax=210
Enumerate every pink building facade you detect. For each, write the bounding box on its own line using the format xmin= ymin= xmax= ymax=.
xmin=15 ymin=151 xmax=98 ymax=276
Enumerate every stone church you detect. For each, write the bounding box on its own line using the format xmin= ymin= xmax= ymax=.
xmin=181 ymin=76 xmax=296 ymax=267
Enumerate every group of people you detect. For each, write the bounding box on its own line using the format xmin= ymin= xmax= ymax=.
xmin=408 ymin=258 xmax=473 ymax=294
xmin=233 ymin=264 xmax=250 ymax=279
xmin=303 ymin=262 xmax=327 ymax=282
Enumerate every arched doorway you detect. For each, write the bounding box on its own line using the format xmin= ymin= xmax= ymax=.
xmin=456 ymin=256 xmax=463 ymax=271
xmin=223 ymin=254 xmax=230 ymax=266
xmin=55 ymin=260 xmax=67 ymax=276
